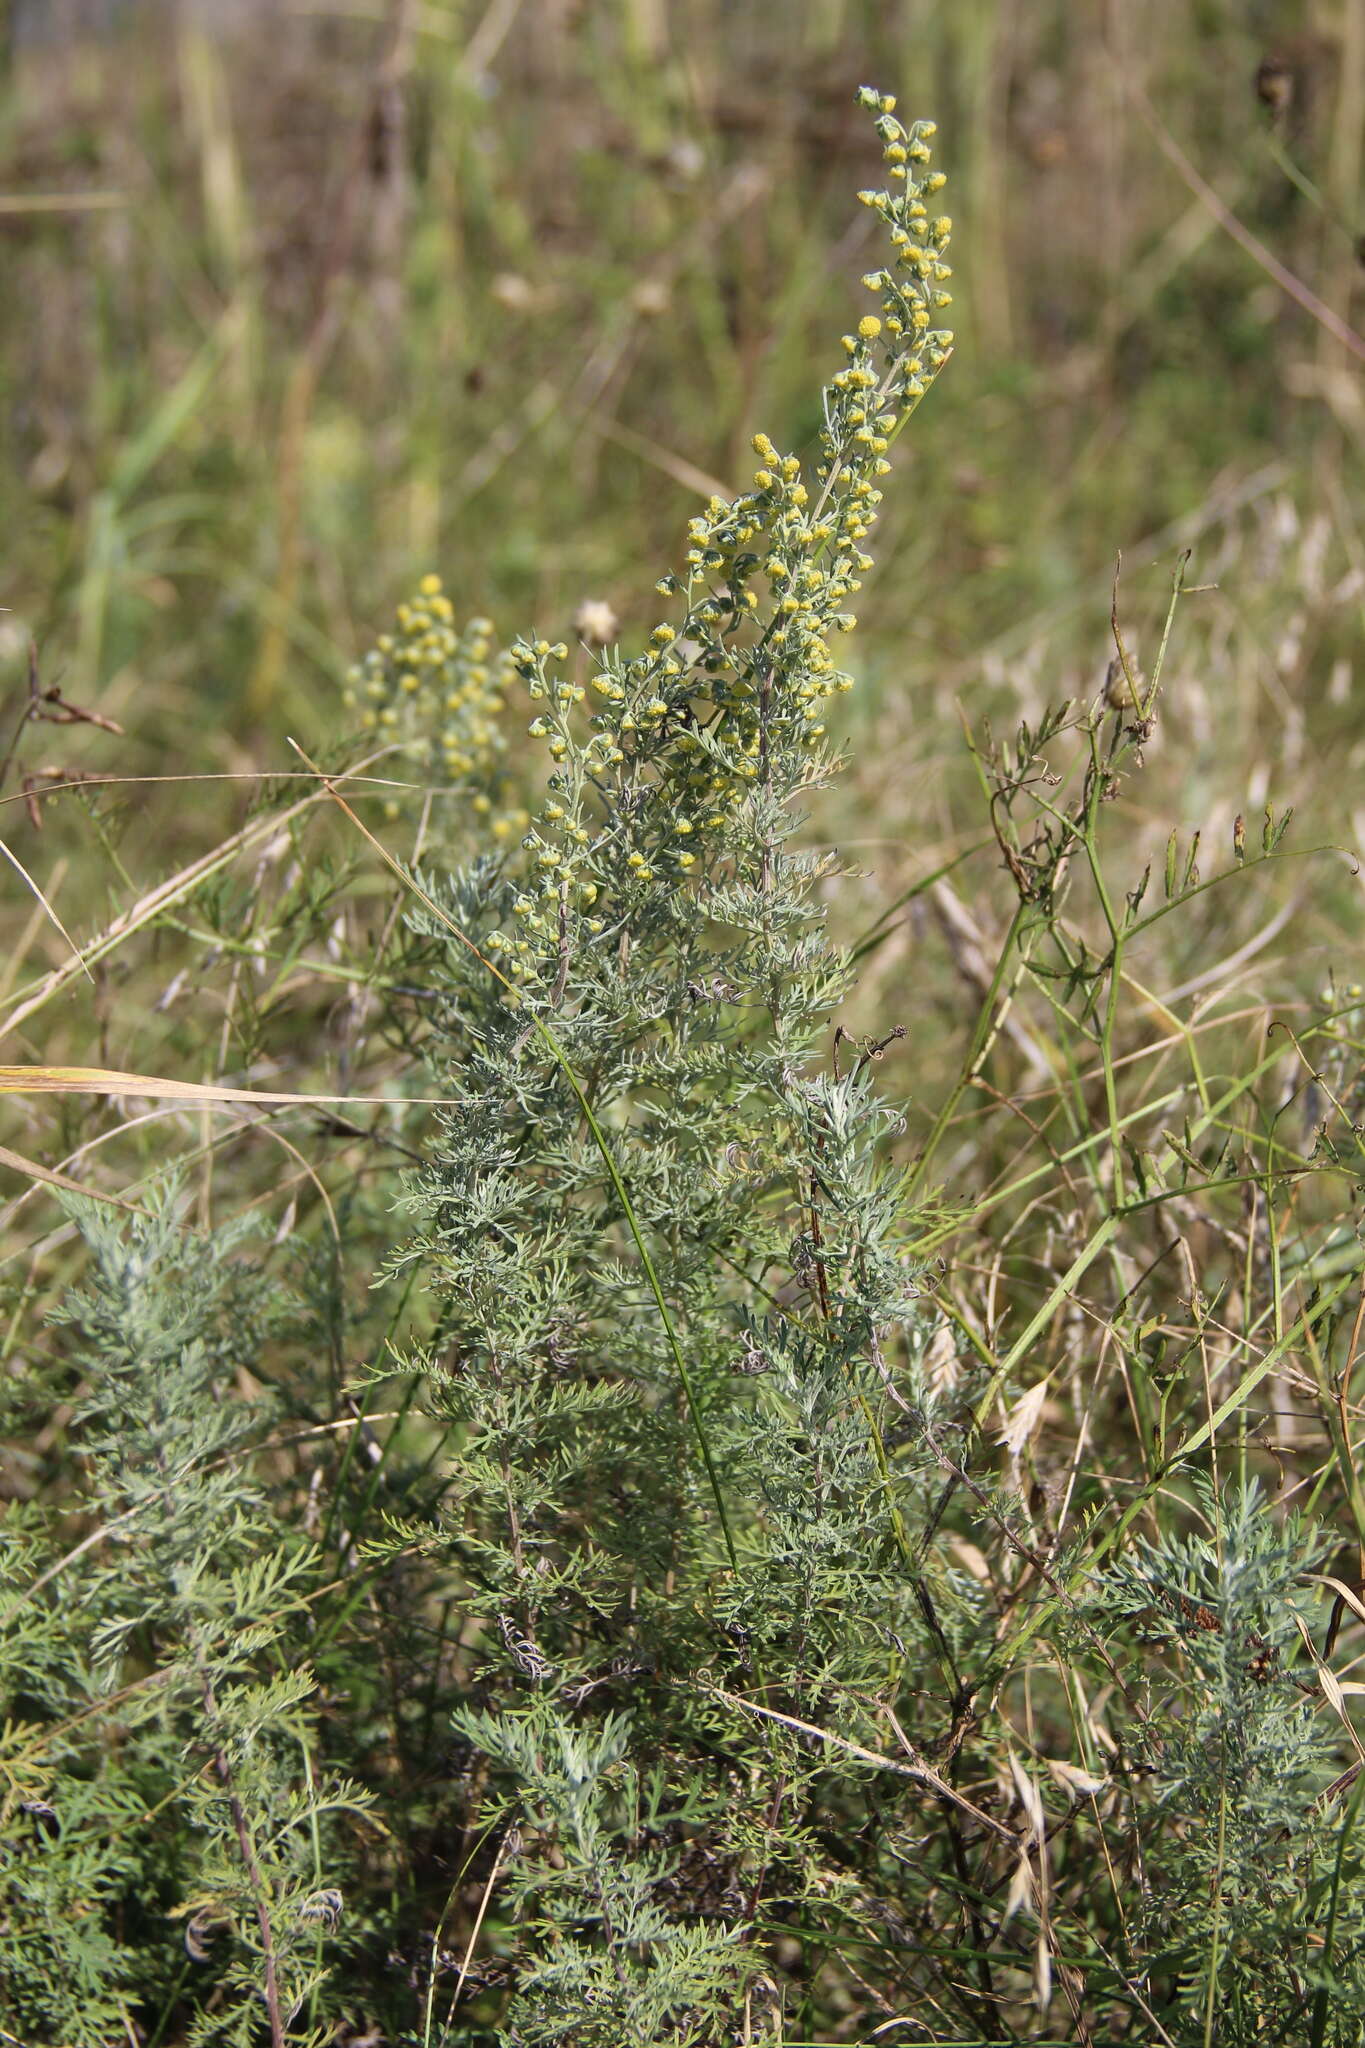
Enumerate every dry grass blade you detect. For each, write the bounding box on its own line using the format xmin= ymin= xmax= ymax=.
xmin=0 ymin=760 xmax=407 ymax=1047
xmin=592 ymin=417 xmax=735 ymax=502
xmin=1291 ymin=1613 xmax=1365 ymax=1760
xmin=0 ymin=1065 xmax=450 ymax=1109
xmin=1309 ymin=1576 xmax=1365 ymax=1631
xmin=0 ymin=1139 xmax=151 ymax=1215
xmin=0 ymin=789 xmax=323 ymax=1045
xmin=0 ymin=834 xmax=90 ymax=981
xmin=0 ymin=191 xmax=127 ymax=214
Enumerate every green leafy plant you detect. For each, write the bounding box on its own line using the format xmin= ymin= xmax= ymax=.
xmin=3 ymin=74 xmax=1364 ymax=2048
xmin=1097 ymin=1480 xmax=1351 ymax=2044
xmin=1 ymin=1191 xmax=372 ymax=2047
xmin=375 ymin=86 xmax=970 ymax=2044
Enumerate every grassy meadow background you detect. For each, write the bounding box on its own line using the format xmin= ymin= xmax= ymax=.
xmin=2 ymin=0 xmax=1362 ymax=1127
xmin=2 ymin=1 xmax=1365 ymax=2041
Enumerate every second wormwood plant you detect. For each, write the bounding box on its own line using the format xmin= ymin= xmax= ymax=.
xmin=1 ymin=1195 xmax=373 ymax=2048
xmin=382 ymin=89 xmax=969 ymax=2042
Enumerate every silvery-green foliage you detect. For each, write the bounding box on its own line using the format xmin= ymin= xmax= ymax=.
xmin=0 ymin=1191 xmax=370 ymax=2046
xmin=445 ymin=1701 xmax=743 ymax=2046
xmin=1097 ymin=1479 xmax=1365 ymax=2042
xmin=388 ymin=90 xmax=967 ymax=2041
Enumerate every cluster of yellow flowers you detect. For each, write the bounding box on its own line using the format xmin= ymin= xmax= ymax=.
xmin=482 ymin=635 xmax=606 ymax=977
xmin=353 ymin=96 xmax=950 ymax=983
xmin=488 ymin=92 xmax=953 ymax=980
xmin=343 ymin=575 xmax=528 ymax=839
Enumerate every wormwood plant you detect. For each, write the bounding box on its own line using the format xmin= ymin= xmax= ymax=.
xmin=379 ymin=87 xmax=970 ymax=2042
xmin=1097 ymin=1480 xmax=1353 ymax=2042
xmin=3 ymin=79 xmax=1364 ymax=2048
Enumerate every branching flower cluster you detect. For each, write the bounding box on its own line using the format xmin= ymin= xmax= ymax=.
xmin=343 ymin=572 xmax=529 ymax=839
xmin=494 ymin=91 xmax=951 ymax=980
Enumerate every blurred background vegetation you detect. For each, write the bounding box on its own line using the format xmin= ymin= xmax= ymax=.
xmin=0 ymin=0 xmax=1361 ymax=1223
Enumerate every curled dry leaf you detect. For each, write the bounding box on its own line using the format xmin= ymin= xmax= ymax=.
xmin=1009 ymin=1752 xmax=1046 ymax=1841
xmin=997 ymin=1375 xmax=1052 ymax=1460
xmin=1003 ymin=1850 xmax=1036 ymax=1925
xmin=1044 ymin=1756 xmax=1110 ymax=1800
